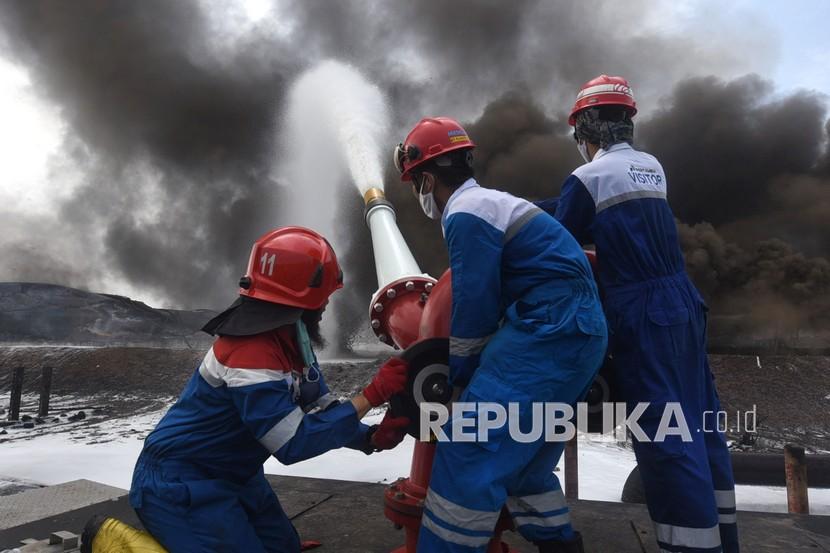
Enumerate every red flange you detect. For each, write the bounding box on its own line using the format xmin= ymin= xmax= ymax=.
xmin=369 ymin=276 xmax=436 ymax=350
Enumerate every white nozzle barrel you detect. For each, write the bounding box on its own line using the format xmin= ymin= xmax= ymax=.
xmin=363 ymin=188 xmax=423 ymax=288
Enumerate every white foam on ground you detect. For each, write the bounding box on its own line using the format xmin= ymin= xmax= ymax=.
xmin=1 ymin=412 xmax=828 ymax=515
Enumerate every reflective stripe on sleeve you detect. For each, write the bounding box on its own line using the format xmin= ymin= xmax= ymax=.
xmin=305 ymin=392 xmax=338 ymax=413
xmin=259 ymin=407 xmax=304 ymax=453
xmin=449 ymin=335 xmax=492 ymax=358
xmin=504 ymin=206 xmax=543 ymax=244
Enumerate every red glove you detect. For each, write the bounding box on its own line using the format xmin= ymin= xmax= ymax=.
xmin=370 ymin=413 xmax=410 ymax=451
xmin=301 ymin=541 xmax=322 ymax=550
xmin=362 ymin=357 xmax=409 ymax=407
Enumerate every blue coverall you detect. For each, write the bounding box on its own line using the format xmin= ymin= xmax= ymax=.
xmin=129 ymin=327 xmax=371 ymax=553
xmin=417 ymin=179 xmax=608 ymax=552
xmin=538 ymin=142 xmax=739 ymax=552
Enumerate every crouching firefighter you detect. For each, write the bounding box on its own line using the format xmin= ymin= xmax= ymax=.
xmin=82 ymin=227 xmax=410 ymax=553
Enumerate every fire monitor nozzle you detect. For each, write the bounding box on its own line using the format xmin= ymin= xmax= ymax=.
xmin=362 ymin=187 xmax=435 ymax=349
xmin=363 ymin=188 xmax=422 ymax=289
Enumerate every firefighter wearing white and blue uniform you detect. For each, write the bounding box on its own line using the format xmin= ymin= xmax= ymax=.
xmin=394 ymin=118 xmax=607 ymax=553
xmin=124 ymin=227 xmax=411 ymax=553
xmin=537 ymin=75 xmax=739 ymax=553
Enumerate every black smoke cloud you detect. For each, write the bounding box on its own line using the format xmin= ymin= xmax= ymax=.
xmin=637 ymin=76 xmax=830 ymax=337
xmin=0 ymin=1 xmax=292 ymax=309
xmin=453 ymin=80 xmax=830 ymax=338
xmin=637 ymin=75 xmax=827 ymax=236
xmin=0 ymin=1 xmax=826 ymax=346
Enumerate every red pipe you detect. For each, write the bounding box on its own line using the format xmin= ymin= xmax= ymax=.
xmin=381 ymin=270 xmax=516 ymax=552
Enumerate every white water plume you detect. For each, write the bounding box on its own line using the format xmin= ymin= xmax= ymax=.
xmin=282 ymin=60 xmax=390 ymax=196
xmin=277 ymin=60 xmax=391 ymax=351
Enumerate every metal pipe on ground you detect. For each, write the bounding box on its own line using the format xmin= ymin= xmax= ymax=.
xmin=729 ymin=451 xmax=830 ymax=487
xmin=623 ymin=449 xmax=829 ymax=505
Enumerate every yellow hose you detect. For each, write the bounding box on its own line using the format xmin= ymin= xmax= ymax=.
xmin=86 ymin=518 xmax=167 ymax=553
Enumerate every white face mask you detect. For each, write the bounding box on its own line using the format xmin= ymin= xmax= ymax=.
xmin=419 ymin=189 xmax=441 ymax=220
xmin=577 ymin=141 xmax=591 ymax=163
xmin=415 ymin=175 xmax=442 ymax=220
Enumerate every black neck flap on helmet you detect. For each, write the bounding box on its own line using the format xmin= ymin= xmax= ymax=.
xmin=202 ymin=295 xmax=304 ymax=337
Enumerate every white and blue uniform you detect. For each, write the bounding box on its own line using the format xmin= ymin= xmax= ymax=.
xmin=417 ymin=179 xmax=607 ymax=552
xmin=539 ymin=143 xmax=739 ymax=553
xmin=129 ymin=327 xmax=371 ymax=552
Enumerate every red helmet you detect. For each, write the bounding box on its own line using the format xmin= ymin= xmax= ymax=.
xmin=239 ymin=227 xmax=343 ymax=310
xmin=394 ymin=117 xmax=475 ymax=181
xmin=568 ymin=75 xmax=637 ymax=126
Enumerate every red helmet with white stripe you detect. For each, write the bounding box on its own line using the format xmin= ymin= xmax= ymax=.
xmin=569 ymin=75 xmax=637 ymax=126
xmin=238 ymin=227 xmax=343 ymax=310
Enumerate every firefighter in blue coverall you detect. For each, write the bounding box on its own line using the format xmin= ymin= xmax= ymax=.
xmin=537 ymin=75 xmax=739 ymax=553
xmin=393 ymin=118 xmax=607 ymax=553
xmin=122 ymin=227 xmax=411 ymax=553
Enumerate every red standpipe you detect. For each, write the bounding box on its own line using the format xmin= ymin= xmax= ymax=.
xmin=380 ymin=269 xmax=516 ymax=553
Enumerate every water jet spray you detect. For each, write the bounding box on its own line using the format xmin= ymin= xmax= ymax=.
xmin=283 ymin=60 xmax=516 ymax=552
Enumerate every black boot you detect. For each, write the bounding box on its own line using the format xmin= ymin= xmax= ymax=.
xmin=535 ymin=531 xmax=585 ymax=553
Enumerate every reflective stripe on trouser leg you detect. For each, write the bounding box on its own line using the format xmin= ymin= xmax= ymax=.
xmin=653 ymin=522 xmax=722 ymax=552
xmin=424 ymin=489 xmax=501 ymax=532
xmin=702 ymin=357 xmax=739 ymax=553
xmin=714 ymin=487 xmax=738 ymax=553
xmin=504 ymin=440 xmax=574 ymax=542
xmin=418 ymin=298 xmax=603 ymax=552
xmin=420 ymin=488 xmax=499 ymax=552
xmin=506 ymin=488 xmax=571 ymax=533
xmin=714 ymin=490 xmax=737 ymax=524
xmin=632 ymin=423 xmax=723 ymax=553
xmin=610 ymin=283 xmax=724 ymax=553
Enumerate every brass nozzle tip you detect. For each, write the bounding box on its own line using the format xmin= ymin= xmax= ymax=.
xmin=363 ymin=187 xmax=385 ymax=206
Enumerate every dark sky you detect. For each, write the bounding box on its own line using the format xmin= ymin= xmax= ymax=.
xmin=0 ymin=0 xmax=826 ymax=338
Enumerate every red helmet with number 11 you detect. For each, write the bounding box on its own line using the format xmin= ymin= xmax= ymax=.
xmin=238 ymin=227 xmax=343 ymax=310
